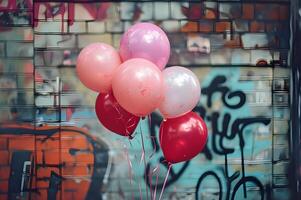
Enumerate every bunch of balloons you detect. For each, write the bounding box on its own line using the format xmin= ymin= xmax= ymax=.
xmin=76 ymin=23 xmax=208 ymax=164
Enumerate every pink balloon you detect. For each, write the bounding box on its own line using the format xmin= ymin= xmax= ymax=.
xmin=159 ymin=66 xmax=201 ymax=119
xmin=112 ymin=58 xmax=164 ymax=117
xmin=120 ymin=23 xmax=170 ymax=70
xmin=76 ymin=43 xmax=121 ymax=93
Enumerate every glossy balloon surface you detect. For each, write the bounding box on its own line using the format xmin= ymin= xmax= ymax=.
xmin=112 ymin=58 xmax=164 ymax=117
xmin=159 ymin=112 xmax=208 ymax=164
xmin=95 ymin=92 xmax=140 ymax=137
xmin=159 ymin=66 xmax=200 ymax=119
xmin=120 ymin=23 xmax=170 ymax=70
xmin=76 ymin=43 xmax=121 ymax=93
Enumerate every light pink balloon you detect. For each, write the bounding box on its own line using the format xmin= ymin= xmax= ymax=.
xmin=112 ymin=58 xmax=164 ymax=117
xmin=76 ymin=43 xmax=121 ymax=93
xmin=159 ymin=66 xmax=201 ymax=119
xmin=120 ymin=22 xmax=170 ymax=70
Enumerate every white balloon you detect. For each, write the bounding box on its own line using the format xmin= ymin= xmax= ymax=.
xmin=159 ymin=66 xmax=201 ymax=119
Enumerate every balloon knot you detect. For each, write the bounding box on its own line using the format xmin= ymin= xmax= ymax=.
xmin=128 ymin=135 xmax=134 ymax=140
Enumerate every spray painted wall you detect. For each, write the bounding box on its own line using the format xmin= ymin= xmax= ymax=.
xmin=0 ymin=1 xmax=291 ymax=199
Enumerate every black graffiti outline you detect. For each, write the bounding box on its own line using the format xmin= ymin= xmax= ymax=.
xmin=195 ymin=117 xmax=270 ymax=200
xmin=144 ymin=75 xmax=270 ymax=200
xmin=195 ymin=169 xmax=264 ymax=200
xmin=202 ymin=75 xmax=246 ymax=109
xmin=195 ymin=75 xmax=271 ymax=199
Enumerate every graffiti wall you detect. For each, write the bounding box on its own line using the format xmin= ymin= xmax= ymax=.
xmin=0 ymin=0 xmax=292 ymax=199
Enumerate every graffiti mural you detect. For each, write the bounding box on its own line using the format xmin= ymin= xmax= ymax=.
xmin=0 ymin=1 xmax=292 ymax=199
xmin=143 ymin=67 xmax=287 ymax=199
xmin=0 ymin=124 xmax=110 ymax=200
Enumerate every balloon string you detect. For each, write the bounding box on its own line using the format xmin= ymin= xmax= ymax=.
xmin=148 ymin=114 xmax=157 ymax=159
xmin=147 ymin=114 xmax=157 ymax=160
xmin=112 ymin=101 xmax=137 ymax=139
xmin=173 ymin=186 xmax=177 ymax=198
xmin=112 ymin=101 xmax=128 ymax=134
xmin=148 ymin=135 xmax=156 ymax=160
xmin=148 ymin=114 xmax=152 ymax=132
xmin=152 ymin=164 xmax=160 ymax=200
xmin=127 ymin=116 xmax=140 ymax=139
xmin=158 ymin=164 xmax=172 ymax=200
xmin=148 ymin=168 xmax=153 ymax=200
xmin=140 ymin=124 xmax=149 ymax=200
xmin=139 ymin=182 xmax=142 ymax=200
xmin=140 ymin=149 xmax=145 ymax=165
xmin=124 ymin=144 xmax=134 ymax=200
xmin=148 ymin=164 xmax=160 ymax=200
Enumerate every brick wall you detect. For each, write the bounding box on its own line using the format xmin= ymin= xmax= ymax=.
xmin=0 ymin=0 xmax=292 ymax=200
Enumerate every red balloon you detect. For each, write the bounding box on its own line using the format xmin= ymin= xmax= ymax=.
xmin=95 ymin=92 xmax=140 ymax=137
xmin=159 ymin=112 xmax=208 ymax=164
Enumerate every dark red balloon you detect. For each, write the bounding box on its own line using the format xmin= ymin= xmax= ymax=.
xmin=159 ymin=112 xmax=208 ymax=164
xmin=95 ymin=92 xmax=140 ymax=137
